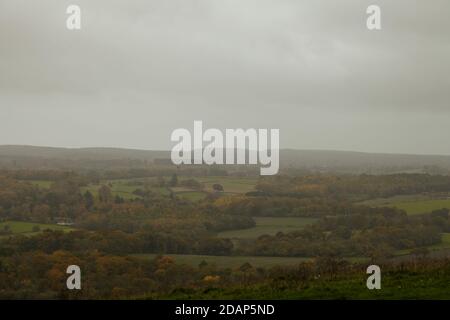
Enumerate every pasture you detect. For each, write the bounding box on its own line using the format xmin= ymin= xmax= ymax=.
xmin=176 ymin=191 xmax=207 ymax=202
xmin=391 ymin=199 xmax=450 ymax=215
xmin=358 ymin=195 xmax=450 ymax=215
xmin=428 ymin=233 xmax=450 ymax=251
xmin=0 ymin=221 xmax=75 ymax=236
xmin=170 ymin=176 xmax=258 ymax=201
xmin=83 ymin=182 xmax=140 ymax=200
xmin=194 ymin=176 xmax=258 ymax=194
xmin=27 ymin=180 xmax=53 ymax=188
xmin=23 ymin=176 xmax=257 ymax=202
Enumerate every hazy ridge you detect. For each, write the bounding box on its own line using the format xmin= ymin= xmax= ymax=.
xmin=1 ymin=145 xmax=450 ymax=173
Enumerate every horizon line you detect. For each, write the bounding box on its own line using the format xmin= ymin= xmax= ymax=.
xmin=1 ymin=144 xmax=450 ymax=158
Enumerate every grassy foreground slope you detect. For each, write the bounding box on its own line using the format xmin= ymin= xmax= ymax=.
xmin=155 ymin=264 xmax=450 ymax=300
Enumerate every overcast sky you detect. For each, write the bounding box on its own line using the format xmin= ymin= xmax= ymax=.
xmin=1 ymin=0 xmax=449 ymax=154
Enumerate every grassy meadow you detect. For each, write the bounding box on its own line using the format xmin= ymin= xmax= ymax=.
xmin=391 ymin=199 xmax=450 ymax=215
xmin=0 ymin=221 xmax=75 ymax=236
xmin=25 ymin=175 xmax=257 ymax=202
xmin=429 ymin=233 xmax=450 ymax=250
xmin=195 ymin=176 xmax=258 ymax=194
xmin=359 ymin=194 xmax=450 ymax=215
xmin=176 ymin=191 xmax=207 ymax=202
xmin=28 ymin=180 xmax=54 ymax=188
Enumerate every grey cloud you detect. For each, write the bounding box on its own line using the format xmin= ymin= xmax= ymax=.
xmin=0 ymin=0 xmax=449 ymax=153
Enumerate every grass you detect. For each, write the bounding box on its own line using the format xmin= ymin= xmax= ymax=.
xmin=151 ymin=187 xmax=171 ymax=196
xmin=0 ymin=221 xmax=75 ymax=237
xmin=169 ymin=176 xmax=258 ymax=201
xmin=359 ymin=195 xmax=450 ymax=215
xmin=195 ymin=176 xmax=258 ymax=194
xmin=176 ymin=191 xmax=207 ymax=202
xmin=391 ymin=199 xmax=450 ymax=215
xmin=358 ymin=194 xmax=431 ymax=207
xmin=394 ymin=233 xmax=450 ymax=256
xmin=161 ymin=268 xmax=450 ymax=299
xmin=26 ymin=180 xmax=53 ymax=189
xmin=81 ymin=181 xmax=142 ymax=200
xmin=25 ymin=179 xmax=147 ymax=200
xmin=76 ymin=176 xmax=257 ymax=201
xmin=427 ymin=233 xmax=450 ymax=250
xmin=217 ymin=217 xmax=317 ymax=239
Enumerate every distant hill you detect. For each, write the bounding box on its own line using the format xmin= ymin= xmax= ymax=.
xmin=0 ymin=145 xmax=169 ymax=170
xmin=0 ymin=145 xmax=168 ymax=160
xmin=0 ymin=145 xmax=450 ymax=174
xmin=280 ymin=149 xmax=450 ymax=173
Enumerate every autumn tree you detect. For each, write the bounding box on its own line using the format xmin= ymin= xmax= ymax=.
xmin=98 ymin=185 xmax=113 ymax=203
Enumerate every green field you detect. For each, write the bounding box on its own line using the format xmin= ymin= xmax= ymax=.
xmin=359 ymin=195 xmax=450 ymax=215
xmin=428 ymin=233 xmax=450 ymax=250
xmin=391 ymin=199 xmax=450 ymax=215
xmin=395 ymin=233 xmax=450 ymax=256
xmin=27 ymin=176 xmax=257 ymax=201
xmin=195 ymin=176 xmax=258 ymax=194
xmin=28 ymin=178 xmax=166 ymax=199
xmin=176 ymin=191 xmax=207 ymax=202
xmin=217 ymin=217 xmax=317 ymax=239
xmin=27 ymin=180 xmax=53 ymax=188
xmin=358 ymin=194 xmax=430 ymax=207
xmin=25 ymin=178 xmax=173 ymax=200
xmin=81 ymin=181 xmax=144 ymax=200
xmin=0 ymin=221 xmax=75 ymax=236
xmin=171 ymin=176 xmax=258 ymax=201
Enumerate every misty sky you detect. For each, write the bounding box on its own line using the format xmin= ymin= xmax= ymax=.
xmin=1 ymin=0 xmax=449 ymax=154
